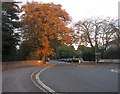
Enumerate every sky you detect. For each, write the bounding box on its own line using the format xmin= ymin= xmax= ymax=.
xmin=16 ymin=0 xmax=119 ymax=22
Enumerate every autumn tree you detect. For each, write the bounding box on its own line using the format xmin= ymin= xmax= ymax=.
xmin=21 ymin=2 xmax=73 ymax=63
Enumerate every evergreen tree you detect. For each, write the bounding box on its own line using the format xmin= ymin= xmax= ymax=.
xmin=2 ymin=2 xmax=20 ymax=62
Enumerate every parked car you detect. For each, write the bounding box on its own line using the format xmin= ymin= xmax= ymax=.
xmin=45 ymin=57 xmax=50 ymax=62
xmin=58 ymin=58 xmax=83 ymax=63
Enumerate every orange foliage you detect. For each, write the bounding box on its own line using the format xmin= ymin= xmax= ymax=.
xmin=21 ymin=2 xmax=73 ymax=61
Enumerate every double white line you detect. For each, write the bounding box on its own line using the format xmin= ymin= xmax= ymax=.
xmin=31 ymin=67 xmax=55 ymax=92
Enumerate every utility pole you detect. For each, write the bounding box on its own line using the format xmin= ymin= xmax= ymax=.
xmin=95 ymin=28 xmax=97 ymax=64
xmin=118 ymin=1 xmax=120 ymax=59
xmin=118 ymin=2 xmax=120 ymax=33
xmin=95 ymin=43 xmax=97 ymax=64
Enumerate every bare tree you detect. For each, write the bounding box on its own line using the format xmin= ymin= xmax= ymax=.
xmin=74 ymin=17 xmax=117 ymax=53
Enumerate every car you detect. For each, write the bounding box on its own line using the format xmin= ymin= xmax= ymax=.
xmin=57 ymin=57 xmax=83 ymax=63
xmin=71 ymin=58 xmax=83 ymax=63
xmin=45 ymin=57 xmax=50 ymax=62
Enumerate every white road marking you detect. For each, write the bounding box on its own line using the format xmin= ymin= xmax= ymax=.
xmin=31 ymin=67 xmax=55 ymax=92
xmin=110 ymin=69 xmax=119 ymax=73
xmin=36 ymin=67 xmax=55 ymax=92
xmin=31 ymin=69 xmax=46 ymax=92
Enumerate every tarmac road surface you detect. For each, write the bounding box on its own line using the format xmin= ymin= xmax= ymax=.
xmin=2 ymin=67 xmax=43 ymax=92
xmin=2 ymin=63 xmax=119 ymax=93
xmin=38 ymin=63 xmax=119 ymax=92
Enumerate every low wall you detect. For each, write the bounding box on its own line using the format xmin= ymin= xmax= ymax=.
xmin=2 ymin=60 xmax=41 ymax=64
xmin=2 ymin=60 xmax=55 ymax=71
xmin=98 ymin=59 xmax=120 ymax=63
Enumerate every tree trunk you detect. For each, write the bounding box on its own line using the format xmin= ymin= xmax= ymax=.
xmin=42 ymin=55 xmax=46 ymax=64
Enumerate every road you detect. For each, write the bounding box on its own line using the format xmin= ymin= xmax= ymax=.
xmin=39 ymin=63 xmax=118 ymax=92
xmin=2 ymin=62 xmax=119 ymax=93
xmin=2 ymin=67 xmax=43 ymax=92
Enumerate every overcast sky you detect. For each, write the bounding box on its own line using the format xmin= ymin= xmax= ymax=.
xmin=16 ymin=0 xmax=119 ymax=22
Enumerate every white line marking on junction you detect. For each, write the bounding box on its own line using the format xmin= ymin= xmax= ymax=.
xmin=110 ymin=69 xmax=119 ymax=73
xmin=31 ymin=69 xmax=46 ymax=92
xmin=36 ymin=67 xmax=55 ymax=92
xmin=31 ymin=67 xmax=55 ymax=92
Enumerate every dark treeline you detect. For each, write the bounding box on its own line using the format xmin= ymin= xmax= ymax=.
xmin=2 ymin=2 xmax=21 ymax=62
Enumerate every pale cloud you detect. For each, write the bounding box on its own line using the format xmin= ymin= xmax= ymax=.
xmin=16 ymin=0 xmax=119 ymax=21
